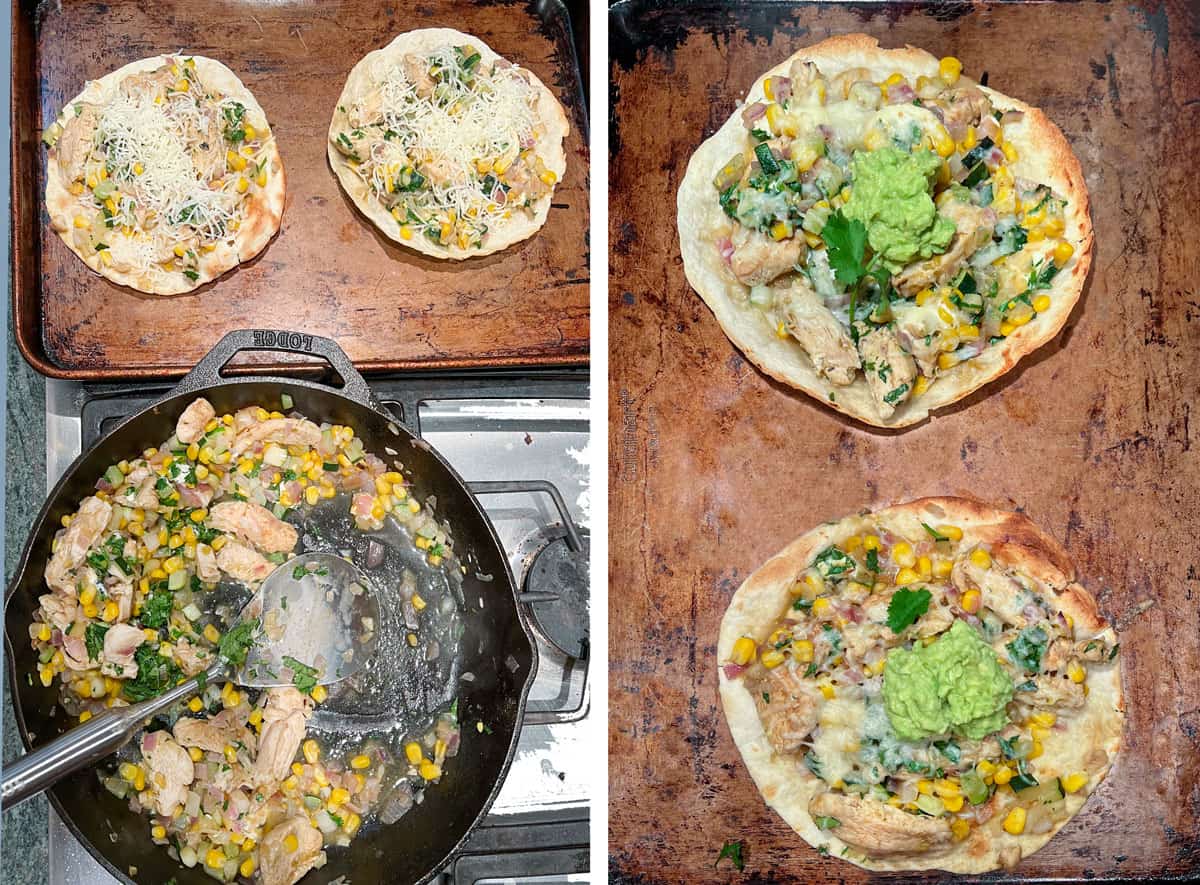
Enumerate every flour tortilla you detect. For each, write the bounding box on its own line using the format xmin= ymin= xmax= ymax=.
xmin=718 ymin=497 xmax=1123 ymax=873
xmin=44 ymin=55 xmax=285 ymax=296
xmin=328 ymin=27 xmax=569 ymax=259
xmin=678 ymin=34 xmax=1093 ymax=428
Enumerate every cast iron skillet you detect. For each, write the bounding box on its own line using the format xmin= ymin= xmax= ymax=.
xmin=4 ymin=330 xmax=536 ymax=885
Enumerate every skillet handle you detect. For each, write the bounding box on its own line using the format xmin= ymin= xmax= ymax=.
xmin=171 ymin=330 xmax=379 ymax=409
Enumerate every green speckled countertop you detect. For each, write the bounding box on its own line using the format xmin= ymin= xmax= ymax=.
xmin=3 ymin=307 xmax=49 ymax=884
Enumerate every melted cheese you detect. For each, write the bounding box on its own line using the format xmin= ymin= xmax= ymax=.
xmin=88 ymin=84 xmax=251 ymax=279
xmin=366 ymin=47 xmax=542 ymax=232
xmin=811 ymin=695 xmax=866 ymax=786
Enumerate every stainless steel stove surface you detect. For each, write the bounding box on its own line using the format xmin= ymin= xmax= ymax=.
xmin=43 ymin=370 xmax=590 ymax=885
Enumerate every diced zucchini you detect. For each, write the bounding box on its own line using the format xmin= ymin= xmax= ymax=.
xmin=280 ymin=393 xmax=294 ymax=410
xmin=104 ymin=465 xmax=124 ymax=487
xmin=168 ymin=569 xmax=187 ymax=591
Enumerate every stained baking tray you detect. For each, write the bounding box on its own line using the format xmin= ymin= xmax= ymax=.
xmin=11 ymin=0 xmax=590 ymax=379
xmin=609 ymin=0 xmax=1200 ymax=880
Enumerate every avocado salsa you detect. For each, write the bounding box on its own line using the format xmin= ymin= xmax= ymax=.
xmin=725 ymin=516 xmax=1118 ymax=850
xmin=712 ymin=56 xmax=1077 ymax=421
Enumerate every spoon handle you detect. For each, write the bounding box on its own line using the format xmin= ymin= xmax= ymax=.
xmin=1 ymin=662 xmax=225 ymax=811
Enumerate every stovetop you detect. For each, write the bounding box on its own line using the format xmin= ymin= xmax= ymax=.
xmin=42 ymin=368 xmax=591 ymax=884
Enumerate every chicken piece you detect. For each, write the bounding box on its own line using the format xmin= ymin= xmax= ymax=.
xmin=858 ymin=327 xmax=917 ymax=420
xmin=893 ymin=200 xmax=996 ymax=297
xmin=348 ymin=87 xmax=384 ymax=129
xmin=253 ymin=706 xmax=306 ymax=786
xmin=215 ymin=539 xmax=274 ymax=585
xmin=809 ymin=791 xmax=953 ymax=856
xmin=177 ymin=482 xmax=215 ymax=510
xmin=401 ymin=53 xmax=436 ymax=98
xmin=262 ymin=686 xmax=315 ymax=723
xmin=260 ymin=816 xmax=325 ymax=885
xmin=118 ymin=67 xmax=175 ymax=101
xmin=44 ymin=496 xmax=112 ymax=594
xmin=1041 ymin=638 xmax=1074 ymax=672
xmin=174 ymin=708 xmax=253 ymax=754
xmin=747 ymin=664 xmax=820 ymax=755
xmin=140 ymin=731 xmax=195 ymax=817
xmin=730 ymin=225 xmax=805 ymax=287
xmin=37 ymin=592 xmax=79 ymax=633
xmin=185 ymin=110 xmax=224 ymax=181
xmin=55 ymin=104 xmax=98 ymax=182
xmin=107 ymin=578 xmax=134 ymax=621
xmin=195 ymin=544 xmax=221 ymax=583
xmin=176 ymin=398 xmax=216 ymax=444
xmin=209 ymin=501 xmax=298 ymax=553
xmin=779 ymin=280 xmax=861 ymax=385
xmin=174 ymin=636 xmax=213 ymax=676
xmin=829 ymin=66 xmax=872 ymax=101
xmin=1025 ymin=673 xmax=1086 ymax=710
xmin=951 ymin=557 xmax=1031 ymax=628
xmin=61 ymin=633 xmax=92 ymax=671
xmin=230 ymin=417 xmax=322 ymax=458
xmin=930 ymin=84 xmax=994 ymax=140
xmin=133 ymin=475 xmax=160 ymax=512
xmin=100 ymin=623 xmax=146 ymax=679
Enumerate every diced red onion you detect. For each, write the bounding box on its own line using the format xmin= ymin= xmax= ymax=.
xmin=717 ymin=237 xmax=734 ymax=266
xmin=886 ymin=84 xmax=916 ymax=105
xmin=978 ymin=115 xmax=1001 ymax=142
xmin=771 ymin=76 xmax=792 ymax=103
xmin=741 ymin=102 xmax=767 ymax=127
xmin=143 ymin=732 xmax=158 ymax=752
xmin=722 ymin=663 xmax=747 ymax=679
xmin=365 ymin=539 xmax=385 ymax=569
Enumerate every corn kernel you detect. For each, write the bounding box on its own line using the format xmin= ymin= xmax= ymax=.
xmin=240 ymin=858 xmax=257 ymax=878
xmin=792 ymin=639 xmax=814 ymax=663
xmin=1068 ymin=661 xmax=1087 ymax=683
xmin=993 ymin=765 xmax=1014 ymax=785
xmin=1001 ymin=141 xmax=1019 ymax=163
xmin=917 ymin=779 xmax=933 ymax=795
xmin=283 ymin=833 xmax=299 ymax=853
xmin=236 ymin=176 xmax=249 ymax=194
xmin=1002 ymin=806 xmax=1026 ymax=835
xmin=351 ymin=754 xmax=371 ymax=770
xmin=951 ymin=818 xmax=971 ymax=841
xmin=917 ymin=555 xmax=933 ymax=579
xmin=188 ymin=697 xmax=203 ymax=713
xmin=1053 ymin=240 xmax=1075 ymax=266
xmin=203 ymin=624 xmax=221 ymax=644
xmin=730 ymin=636 xmax=757 ymax=666
xmin=303 ymin=740 xmax=320 ymax=764
xmin=224 ymin=744 xmax=238 ymax=763
xmin=942 ymin=794 xmax=965 ymax=812
xmin=205 ymin=847 xmax=225 ymax=868
xmin=133 ymin=769 xmax=146 ymax=792
xmin=939 ymin=56 xmax=963 ymax=84
xmin=344 ymin=812 xmax=362 ymax=835
xmin=938 ymin=525 xmax=964 ymax=541
xmin=961 ymin=589 xmax=981 ymax=614
xmin=188 ymin=746 xmax=203 ymax=762
xmin=101 ymin=600 xmax=120 ymax=622
xmin=761 ymin=649 xmax=786 ymax=669
xmin=405 ymin=742 xmax=424 ymax=765
xmin=892 ymin=542 xmax=916 ymax=568
xmin=330 ymin=787 xmax=351 ymax=806
xmin=819 ymin=683 xmax=836 ymax=700
xmin=969 ymin=548 xmax=992 ymax=569
xmin=1031 ymin=711 xmax=1056 ymax=727
xmin=419 ymin=760 xmax=442 ymax=780
xmin=933 ymin=557 xmax=953 ymax=578
xmin=895 ymin=567 xmax=920 ymax=586
xmin=77 ymin=710 xmax=93 ymax=722
xmin=1061 ymin=771 xmax=1089 ymax=794
xmin=811 ymin=597 xmax=831 ymax=616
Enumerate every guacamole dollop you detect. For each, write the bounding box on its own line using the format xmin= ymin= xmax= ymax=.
xmin=843 ymin=146 xmax=956 ymax=271
xmin=882 ymin=620 xmax=1013 ymax=741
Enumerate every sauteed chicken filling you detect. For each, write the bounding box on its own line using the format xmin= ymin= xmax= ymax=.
xmin=712 ymin=57 xmax=1077 ymax=420
xmin=331 ymin=42 xmax=558 ymax=249
xmin=724 ymin=522 xmax=1119 ymax=857
xmin=27 ymin=398 xmax=462 ymax=884
xmin=42 ymin=55 xmax=277 ymax=287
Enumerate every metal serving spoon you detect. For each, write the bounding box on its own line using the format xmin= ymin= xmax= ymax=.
xmin=1 ymin=553 xmax=379 ymax=810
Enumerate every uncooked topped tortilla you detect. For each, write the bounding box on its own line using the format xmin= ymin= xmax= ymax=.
xmin=328 ymin=27 xmax=569 ymax=259
xmin=678 ymin=35 xmax=1093 ymax=427
xmin=43 ymin=54 xmax=285 ymax=295
xmin=718 ymin=497 xmax=1122 ymax=873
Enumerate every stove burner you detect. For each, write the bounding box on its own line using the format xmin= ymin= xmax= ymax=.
xmin=523 ymin=529 xmax=590 ymax=660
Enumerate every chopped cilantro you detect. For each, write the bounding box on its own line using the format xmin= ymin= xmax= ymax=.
xmin=282 ymin=655 xmax=318 ymax=695
xmin=887 ymin=587 xmax=931 ymax=633
xmin=715 ymin=840 xmax=745 ymax=871
xmin=85 ymin=622 xmax=109 ymax=661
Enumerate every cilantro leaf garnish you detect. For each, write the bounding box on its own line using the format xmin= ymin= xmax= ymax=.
xmin=1006 ymin=626 xmax=1048 ymax=673
xmin=217 ymin=618 xmax=260 ymax=668
xmin=821 ymin=210 xmax=869 ymax=287
xmin=85 ymin=622 xmax=109 ymax=661
xmin=814 ymin=815 xmax=841 ymax=830
xmin=715 ymin=839 xmax=745 ymax=871
xmin=921 ymin=522 xmax=949 ymax=542
xmin=887 ymin=587 xmax=931 ymax=633
xmin=281 ymin=655 xmax=319 ymax=695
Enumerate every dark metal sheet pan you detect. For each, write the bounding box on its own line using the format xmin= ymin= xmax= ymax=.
xmin=11 ymin=0 xmax=590 ymax=379
xmin=608 ymin=0 xmax=1200 ymax=880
